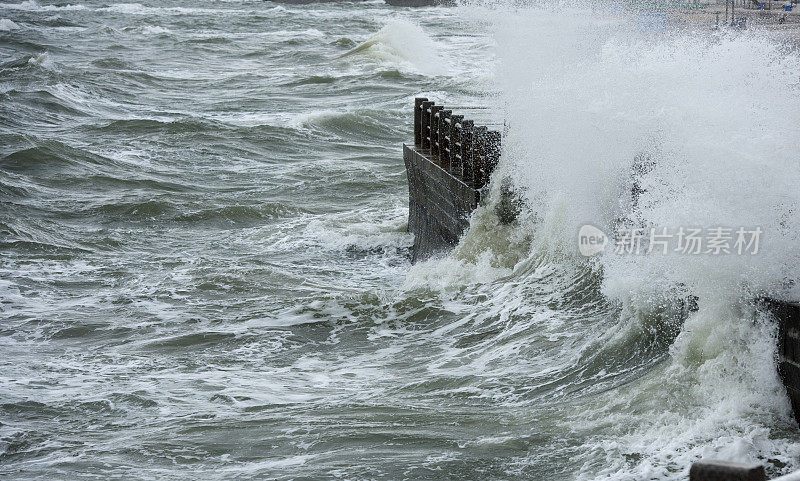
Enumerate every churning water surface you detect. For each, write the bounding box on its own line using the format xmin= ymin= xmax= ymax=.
xmin=2 ymin=0 xmax=800 ymax=480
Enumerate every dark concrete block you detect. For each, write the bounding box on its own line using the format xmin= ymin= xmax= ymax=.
xmin=689 ymin=460 xmax=766 ymax=481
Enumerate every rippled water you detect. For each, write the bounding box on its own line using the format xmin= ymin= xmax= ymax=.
xmin=2 ymin=0 xmax=800 ymax=480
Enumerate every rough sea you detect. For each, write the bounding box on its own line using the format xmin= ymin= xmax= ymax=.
xmin=3 ymin=1 xmax=800 ymax=479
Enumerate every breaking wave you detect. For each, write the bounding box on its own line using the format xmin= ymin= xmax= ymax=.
xmin=416 ymin=5 xmax=800 ymax=478
xmin=341 ymin=18 xmax=447 ymax=76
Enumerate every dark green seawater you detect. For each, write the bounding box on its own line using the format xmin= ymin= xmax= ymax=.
xmin=2 ymin=1 xmax=800 ymax=479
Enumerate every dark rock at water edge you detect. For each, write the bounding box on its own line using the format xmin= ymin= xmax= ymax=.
xmin=690 ymin=460 xmax=767 ymax=481
xmin=385 ymin=0 xmax=453 ymax=6
xmin=265 ymin=0 xmax=368 ymax=4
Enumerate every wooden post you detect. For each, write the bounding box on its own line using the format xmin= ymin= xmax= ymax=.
xmin=420 ymin=101 xmax=434 ymax=149
xmin=437 ymin=110 xmax=452 ymax=168
xmin=449 ymin=115 xmax=464 ymax=178
xmin=484 ymin=130 xmax=501 ymax=185
xmin=429 ymin=105 xmax=443 ymax=158
xmin=473 ymin=128 xmax=501 ymax=189
xmin=460 ymin=120 xmax=474 ymax=186
xmin=414 ymin=97 xmax=427 ymax=147
xmin=472 ymin=126 xmax=488 ymax=188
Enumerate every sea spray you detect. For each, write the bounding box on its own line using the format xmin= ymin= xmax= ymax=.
xmin=483 ymin=7 xmax=800 ymax=300
xmin=436 ymin=4 xmax=800 ymax=476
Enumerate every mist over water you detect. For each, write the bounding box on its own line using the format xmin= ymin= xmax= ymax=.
xmin=2 ymin=0 xmax=800 ymax=479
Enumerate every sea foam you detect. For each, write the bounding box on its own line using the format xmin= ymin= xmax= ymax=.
xmin=0 ymin=18 xmax=20 ymax=30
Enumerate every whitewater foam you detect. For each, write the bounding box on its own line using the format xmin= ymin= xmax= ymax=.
xmin=139 ymin=25 xmax=171 ymax=36
xmin=101 ymin=3 xmax=238 ymax=16
xmin=0 ymin=0 xmax=85 ymax=11
xmin=27 ymin=51 xmax=54 ymax=70
xmin=0 ymin=18 xmax=20 ymax=30
xmin=342 ymin=19 xmax=447 ymax=76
